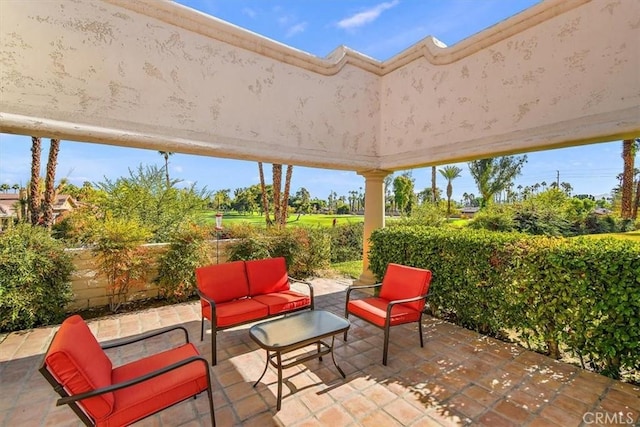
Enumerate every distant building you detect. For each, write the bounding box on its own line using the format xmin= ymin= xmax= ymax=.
xmin=460 ymin=206 xmax=481 ymax=218
xmin=0 ymin=193 xmax=78 ymax=228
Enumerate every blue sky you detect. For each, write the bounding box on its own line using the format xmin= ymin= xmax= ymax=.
xmin=0 ymin=0 xmax=632 ymax=202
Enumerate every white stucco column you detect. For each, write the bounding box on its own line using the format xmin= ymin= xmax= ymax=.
xmin=355 ymin=169 xmax=392 ymax=285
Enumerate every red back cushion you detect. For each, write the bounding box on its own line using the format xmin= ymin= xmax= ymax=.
xmin=245 ymin=257 xmax=290 ymax=296
xmin=378 ymin=264 xmax=432 ymax=311
xmin=44 ymin=315 xmax=114 ymax=420
xmin=195 ymin=261 xmax=250 ymax=303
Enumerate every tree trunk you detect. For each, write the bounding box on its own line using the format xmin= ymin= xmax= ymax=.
xmin=29 ymin=137 xmax=42 ymax=225
xmin=281 ymin=165 xmax=293 ymax=227
xmin=621 ymin=139 xmax=634 ymax=219
xmin=272 ymin=164 xmax=282 ymax=227
xmin=446 ymin=182 xmax=452 ymax=216
xmin=633 ymin=179 xmax=640 ymax=220
xmin=258 ymin=162 xmax=272 ymax=227
xmin=42 ymin=138 xmax=61 ymax=229
xmin=431 ymin=166 xmax=436 ymax=203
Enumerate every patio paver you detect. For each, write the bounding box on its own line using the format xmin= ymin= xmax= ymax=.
xmin=0 ymin=278 xmax=638 ymax=426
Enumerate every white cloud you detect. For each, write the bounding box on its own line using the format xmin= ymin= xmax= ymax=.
xmin=337 ymin=0 xmax=400 ymax=30
xmin=242 ymin=7 xmax=257 ymax=19
xmin=286 ymin=22 xmax=307 ymax=38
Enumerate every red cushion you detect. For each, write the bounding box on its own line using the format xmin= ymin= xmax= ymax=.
xmin=252 ymin=291 xmax=311 ymax=315
xmin=213 ymin=299 xmax=269 ymax=327
xmin=44 ymin=315 xmax=114 ymax=421
xmin=103 ymin=343 xmax=208 ymax=427
xmin=378 ymin=264 xmax=432 ymax=311
xmin=196 ymin=261 xmax=249 ymax=304
xmin=245 ymin=257 xmax=290 ymax=296
xmin=348 ymin=298 xmax=422 ymax=327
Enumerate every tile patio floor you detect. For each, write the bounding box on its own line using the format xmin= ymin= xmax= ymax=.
xmin=1 ymin=278 xmax=638 ymax=426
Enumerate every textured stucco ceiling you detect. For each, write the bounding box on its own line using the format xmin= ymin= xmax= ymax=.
xmin=1 ymin=0 xmax=638 ymax=172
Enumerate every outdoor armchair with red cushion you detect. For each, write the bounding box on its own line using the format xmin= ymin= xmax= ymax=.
xmin=344 ymin=263 xmax=433 ymax=365
xmin=39 ymin=315 xmax=215 ymax=426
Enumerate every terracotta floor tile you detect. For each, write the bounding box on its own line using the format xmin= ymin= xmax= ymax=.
xmin=445 ymin=393 xmax=487 ymax=418
xmin=476 ymin=410 xmax=519 ymax=427
xmin=492 ymin=399 xmax=531 ymax=424
xmin=359 ymin=409 xmax=403 ymax=427
xmin=342 ymin=393 xmax=378 ymax=419
xmin=539 ymin=404 xmax=583 ymax=427
xmin=315 ymin=405 xmax=355 ymax=426
xmin=384 ymin=398 xmax=424 ymax=425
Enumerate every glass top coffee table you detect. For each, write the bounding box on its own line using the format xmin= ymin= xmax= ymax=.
xmin=249 ymin=310 xmax=350 ymax=410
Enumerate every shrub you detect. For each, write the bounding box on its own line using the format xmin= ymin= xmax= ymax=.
xmin=468 ymin=205 xmax=515 ymax=232
xmin=155 ymin=223 xmax=211 ymax=302
xmin=0 ymin=224 xmax=74 ymax=332
xmin=329 ymin=222 xmax=363 ymax=263
xmin=398 ymin=203 xmax=446 ymax=227
xmin=368 ymin=226 xmax=640 ymax=380
xmin=226 ymin=226 xmax=330 ymax=277
xmin=93 ymin=217 xmax=152 ymax=312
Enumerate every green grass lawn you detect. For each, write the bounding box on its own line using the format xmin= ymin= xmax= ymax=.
xmin=200 ymin=211 xmax=364 ymax=227
xmin=331 ymin=260 xmax=363 ymax=279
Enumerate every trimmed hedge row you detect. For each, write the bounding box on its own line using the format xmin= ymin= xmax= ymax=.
xmin=368 ymin=226 xmax=640 ymax=380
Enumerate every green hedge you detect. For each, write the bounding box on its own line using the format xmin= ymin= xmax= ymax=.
xmin=369 ymin=226 xmax=640 ymax=380
xmin=0 ymin=224 xmax=74 ymax=331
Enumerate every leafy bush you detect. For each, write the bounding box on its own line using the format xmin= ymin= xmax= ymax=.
xmin=0 ymin=224 xmax=74 ymax=331
xmin=155 ymin=224 xmax=211 ymax=302
xmin=226 ymin=226 xmax=330 ymax=277
xmin=369 ymin=226 xmax=640 ymax=380
xmin=93 ymin=217 xmax=152 ymax=312
xmin=468 ymin=205 xmax=515 ymax=232
xmin=395 ymin=202 xmax=446 ymax=227
xmin=329 ymin=222 xmax=363 ymax=263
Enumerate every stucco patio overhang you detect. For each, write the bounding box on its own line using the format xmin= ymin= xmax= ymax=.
xmin=1 ymin=0 xmax=639 ymax=282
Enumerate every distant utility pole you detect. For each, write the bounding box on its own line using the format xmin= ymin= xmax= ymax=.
xmin=556 ymin=170 xmax=560 ymax=188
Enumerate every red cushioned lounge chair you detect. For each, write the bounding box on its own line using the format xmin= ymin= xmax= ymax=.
xmin=39 ymin=315 xmax=215 ymax=426
xmin=344 ymin=263 xmax=433 ymax=365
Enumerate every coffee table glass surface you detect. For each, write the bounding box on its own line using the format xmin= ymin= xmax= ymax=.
xmin=249 ymin=310 xmax=350 ymax=410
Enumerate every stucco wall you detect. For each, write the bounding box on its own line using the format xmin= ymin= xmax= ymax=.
xmin=67 ymin=240 xmax=229 ymax=311
xmin=0 ymin=0 xmax=379 ymax=170
xmin=380 ymin=0 xmax=640 ymax=167
xmin=1 ymin=0 xmax=638 ymax=171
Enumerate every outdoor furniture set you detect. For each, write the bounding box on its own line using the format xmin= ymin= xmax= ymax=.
xmin=39 ymin=257 xmax=432 ymax=425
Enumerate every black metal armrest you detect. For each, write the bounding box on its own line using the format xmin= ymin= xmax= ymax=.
xmin=289 ymin=276 xmax=314 ymax=309
xmin=386 ymin=293 xmax=430 ymax=316
xmin=101 ymin=325 xmax=190 ymax=350
xmin=196 ymin=289 xmax=217 ymax=309
xmin=346 ymin=283 xmax=382 ymax=301
xmin=57 ymin=355 xmax=211 ymax=406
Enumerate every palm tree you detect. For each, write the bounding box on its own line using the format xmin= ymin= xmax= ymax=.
xmin=158 ymin=151 xmax=173 ymax=187
xmin=620 ymin=139 xmax=638 ymax=220
xmin=438 ymin=165 xmax=462 ymax=217
xmin=431 ymin=166 xmax=437 ymax=203
xmin=42 ymin=138 xmax=61 ymax=228
xmin=11 ymin=184 xmax=20 ymax=193
xmin=29 ymin=137 xmax=42 ymax=225
xmin=257 ymin=162 xmax=272 ymax=226
xmin=0 ymin=183 xmax=9 ymax=193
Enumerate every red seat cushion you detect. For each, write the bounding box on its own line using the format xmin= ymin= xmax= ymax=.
xmin=196 ymin=261 xmax=250 ymax=304
xmin=44 ymin=315 xmax=114 ymax=421
xmin=103 ymin=343 xmax=207 ymax=427
xmin=348 ymin=298 xmax=422 ymax=327
xmin=378 ymin=264 xmax=432 ymax=311
xmin=252 ymin=290 xmax=311 ymax=315
xmin=245 ymin=257 xmax=290 ymax=296
xmin=211 ymin=299 xmax=269 ymax=327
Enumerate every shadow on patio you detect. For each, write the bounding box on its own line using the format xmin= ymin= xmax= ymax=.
xmin=1 ymin=278 xmax=638 ymax=426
